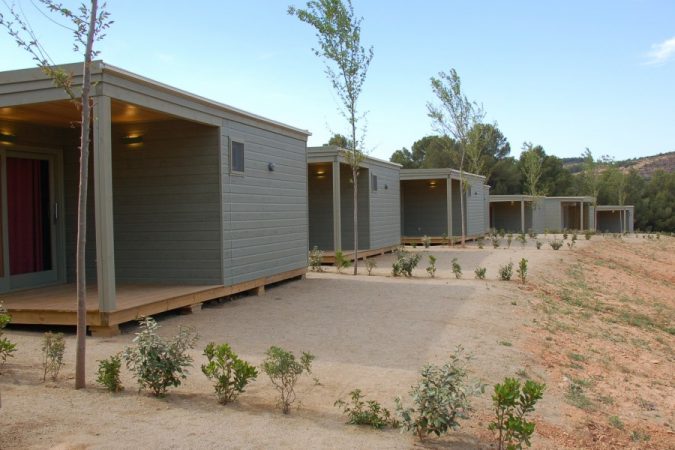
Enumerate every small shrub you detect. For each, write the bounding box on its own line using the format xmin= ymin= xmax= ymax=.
xmin=335 ymin=389 xmax=398 ymax=429
xmin=308 ymin=246 xmax=324 ymax=272
xmin=630 ymin=430 xmax=651 ymax=442
xmin=42 ymin=332 xmax=65 ymax=382
xmin=491 ymin=236 xmax=501 ymax=249
xmin=549 ymin=240 xmax=563 ymax=250
xmin=566 ymin=241 xmax=576 ymax=250
xmin=528 ymin=229 xmax=537 ymax=239
xmin=451 ymin=258 xmax=462 ymax=279
xmin=123 ymin=317 xmax=197 ymax=396
xmin=498 ymin=228 xmax=506 ymax=238
xmin=489 ymin=377 xmax=545 ymax=450
xmin=562 ymin=230 xmax=568 ymax=240
xmin=426 ymin=255 xmax=437 ymax=278
xmin=507 ymin=234 xmax=513 ymax=248
xmin=474 ymin=267 xmax=487 ymax=280
xmin=365 ymin=258 xmax=376 ymax=276
xmin=96 ymin=354 xmax=123 ymax=392
xmin=421 ymin=235 xmax=431 ymax=248
xmin=572 ymin=232 xmax=578 ymax=242
xmin=392 ymin=251 xmax=421 ymax=277
xmin=517 ymin=234 xmax=527 ymax=247
xmin=584 ymin=230 xmax=593 ymax=240
xmin=261 ymin=346 xmax=314 ymax=414
xmin=334 ymin=250 xmax=352 ymax=273
xmin=0 ymin=305 xmax=17 ymax=370
xmin=499 ymin=262 xmax=513 ymax=281
xmin=395 ymin=347 xmax=482 ymax=441
xmin=565 ymin=381 xmax=594 ymax=411
xmin=535 ymin=240 xmax=542 ymax=250
xmin=477 ymin=237 xmax=485 ymax=249
xmin=517 ymin=258 xmax=528 ymax=284
xmin=202 ymin=342 xmax=258 ymax=404
xmin=608 ymin=415 xmax=624 ymax=430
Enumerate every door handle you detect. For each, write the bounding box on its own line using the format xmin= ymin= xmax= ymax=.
xmin=54 ymin=202 xmax=59 ymax=222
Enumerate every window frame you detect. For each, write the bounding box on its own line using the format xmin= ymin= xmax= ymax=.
xmin=229 ymin=138 xmax=245 ymax=174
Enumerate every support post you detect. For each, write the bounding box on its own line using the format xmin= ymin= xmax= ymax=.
xmin=332 ymin=159 xmax=341 ymax=251
xmin=579 ymin=201 xmax=584 ymax=231
xmin=446 ymin=177 xmax=453 ymax=239
xmin=93 ymin=96 xmax=116 ymax=312
xmin=520 ymin=199 xmax=525 ymax=234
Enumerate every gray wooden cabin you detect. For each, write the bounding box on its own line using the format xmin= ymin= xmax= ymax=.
xmin=307 ymin=146 xmax=401 ymax=259
xmin=489 ymin=195 xmax=596 ymax=233
xmin=400 ymin=169 xmax=489 ymax=242
xmin=596 ymin=205 xmax=634 ymax=233
xmin=0 ymin=61 xmax=309 ymax=335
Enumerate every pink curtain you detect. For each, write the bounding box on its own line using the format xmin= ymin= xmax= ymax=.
xmin=8 ymin=157 xmax=45 ymax=275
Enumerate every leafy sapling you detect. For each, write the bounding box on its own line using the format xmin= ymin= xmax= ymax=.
xmin=426 ymin=255 xmax=437 ymax=278
xmin=392 ymin=251 xmax=421 ymax=277
xmin=365 ymin=257 xmax=376 ymax=275
xmin=507 ymin=234 xmax=513 ymax=248
xmin=96 ymin=354 xmax=123 ymax=392
xmin=499 ymin=262 xmax=514 ymax=281
xmin=492 ymin=236 xmax=501 ymax=249
xmin=42 ymin=332 xmax=65 ymax=382
xmin=0 ymin=304 xmax=17 ymax=371
xmin=549 ymin=240 xmax=563 ymax=250
xmin=335 ymin=389 xmax=398 ymax=429
xmin=489 ymin=377 xmax=545 ymax=450
xmin=396 ymin=347 xmax=483 ymax=441
xmin=309 ymin=246 xmax=324 ymax=272
xmin=202 ymin=342 xmax=258 ymax=404
xmin=421 ymin=235 xmax=431 ymax=248
xmin=452 ymin=258 xmax=462 ymax=279
xmin=123 ymin=317 xmax=197 ymax=397
xmin=517 ymin=258 xmax=528 ymax=284
xmin=517 ymin=234 xmax=527 ymax=247
xmin=261 ymin=346 xmax=315 ymax=414
xmin=474 ymin=266 xmax=487 ymax=280
xmin=334 ymin=250 xmax=352 ymax=273
xmin=535 ymin=240 xmax=542 ymax=250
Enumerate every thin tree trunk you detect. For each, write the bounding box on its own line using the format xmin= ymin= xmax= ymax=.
xmin=75 ymin=0 xmax=99 ymax=390
xmin=351 ymin=118 xmax=358 ymax=275
xmin=459 ymin=148 xmax=466 ymax=247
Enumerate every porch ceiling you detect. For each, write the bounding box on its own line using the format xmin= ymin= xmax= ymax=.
xmin=0 ymin=99 xmax=177 ymax=127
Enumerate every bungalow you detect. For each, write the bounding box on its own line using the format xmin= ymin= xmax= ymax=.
xmin=0 ymin=61 xmax=310 ymax=335
xmin=307 ymin=145 xmax=401 ymax=261
xmin=489 ymin=195 xmax=596 ymax=233
xmin=400 ymin=168 xmax=489 ymax=243
xmin=595 ymin=205 xmax=634 ymax=233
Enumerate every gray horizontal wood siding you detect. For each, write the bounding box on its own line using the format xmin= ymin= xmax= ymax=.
xmin=340 ymin=164 xmax=370 ymax=250
xmin=466 ymin=180 xmax=486 ymax=236
xmin=112 ymin=121 xmax=222 ymax=284
xmin=369 ymin=164 xmax=400 ymax=249
xmin=222 ymin=119 xmax=308 ymax=285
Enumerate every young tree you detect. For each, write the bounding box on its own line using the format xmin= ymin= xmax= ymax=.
xmin=1 ymin=0 xmax=112 ymax=389
xmin=427 ymin=69 xmax=485 ymax=246
xmin=289 ymin=0 xmax=373 ymax=274
xmin=520 ymin=142 xmax=544 ymax=197
xmin=581 ymin=148 xmax=601 ymax=203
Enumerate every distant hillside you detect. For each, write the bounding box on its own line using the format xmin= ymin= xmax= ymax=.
xmin=562 ymin=151 xmax=675 ymax=177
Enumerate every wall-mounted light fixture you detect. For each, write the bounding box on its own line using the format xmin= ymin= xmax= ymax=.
xmin=384 ymin=184 xmax=388 ymax=190
xmin=121 ymin=135 xmax=144 ymax=145
xmin=429 ymin=180 xmax=438 ymax=189
xmin=0 ymin=132 xmax=16 ymax=144
xmin=316 ymin=169 xmax=325 ymax=175
xmin=268 ymin=162 xmax=276 ymax=172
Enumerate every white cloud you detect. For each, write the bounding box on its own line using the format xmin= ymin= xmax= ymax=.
xmin=645 ymin=36 xmax=675 ymax=65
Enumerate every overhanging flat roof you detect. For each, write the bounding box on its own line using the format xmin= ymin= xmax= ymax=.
xmin=307 ymin=145 xmax=401 ymax=170
xmin=0 ymin=61 xmax=311 ymax=140
xmin=400 ymin=168 xmax=486 ymax=183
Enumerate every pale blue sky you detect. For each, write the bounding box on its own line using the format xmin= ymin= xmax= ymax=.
xmin=2 ymin=0 xmax=674 ymax=161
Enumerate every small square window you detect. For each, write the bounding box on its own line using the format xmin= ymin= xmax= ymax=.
xmin=371 ymin=174 xmax=378 ymax=191
xmin=231 ymin=141 xmax=244 ymax=173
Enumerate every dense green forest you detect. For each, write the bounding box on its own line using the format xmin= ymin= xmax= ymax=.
xmin=387 ymin=127 xmax=675 ymax=232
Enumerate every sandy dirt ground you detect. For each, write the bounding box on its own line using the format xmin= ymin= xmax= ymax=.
xmin=0 ymin=234 xmax=672 ymax=449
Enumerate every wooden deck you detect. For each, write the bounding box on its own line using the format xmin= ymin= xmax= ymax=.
xmin=2 ymin=267 xmax=306 ymax=336
xmin=321 ymin=245 xmax=398 ymax=264
xmin=401 ymin=235 xmax=482 ymax=246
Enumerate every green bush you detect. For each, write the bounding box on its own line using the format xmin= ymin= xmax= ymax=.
xmin=335 ymin=389 xmax=398 ymax=429
xmin=474 ymin=267 xmax=487 ymax=280
xmin=492 ymin=236 xmax=502 ymax=249
xmin=549 ymin=240 xmax=563 ymax=250
xmin=42 ymin=332 xmax=65 ymax=382
xmin=123 ymin=317 xmax=197 ymax=396
xmin=452 ymin=258 xmax=462 ymax=279
xmin=584 ymin=230 xmax=593 ymax=240
xmin=562 ymin=230 xmax=569 ymax=240
xmin=97 ymin=354 xmax=123 ymax=392
xmin=499 ymin=262 xmax=514 ymax=281
xmin=392 ymin=250 xmax=421 ymax=277
xmin=489 ymin=377 xmax=545 ymax=450
xmin=528 ymin=229 xmax=537 ymax=239
xmin=202 ymin=342 xmax=258 ymax=404
xmin=261 ymin=346 xmax=314 ymax=414
xmin=334 ymin=250 xmax=352 ymax=273
xmin=517 ymin=234 xmax=527 ymax=247
xmin=365 ymin=258 xmax=376 ymax=276
xmin=477 ymin=237 xmax=485 ymax=249
xmin=0 ymin=305 xmax=17 ymax=371
xmin=309 ymin=246 xmax=324 ymax=272
xmin=535 ymin=240 xmax=542 ymax=250
xmin=421 ymin=235 xmax=431 ymax=248
xmin=396 ymin=347 xmax=482 ymax=441
xmin=517 ymin=258 xmax=528 ymax=284
xmin=426 ymin=255 xmax=437 ymax=278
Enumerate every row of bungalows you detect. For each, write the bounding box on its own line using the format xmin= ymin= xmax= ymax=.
xmin=0 ymin=62 xmax=634 ymax=333
xmin=489 ymin=195 xmax=634 ymax=234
